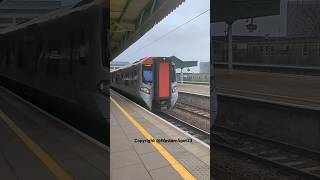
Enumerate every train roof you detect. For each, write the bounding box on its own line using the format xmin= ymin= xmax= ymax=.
xmin=112 ymin=57 xmax=172 ymax=73
xmin=133 ymin=57 xmax=173 ymax=64
xmin=0 ymin=0 xmax=102 ymax=36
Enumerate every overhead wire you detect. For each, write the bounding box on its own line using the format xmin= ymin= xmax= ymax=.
xmin=128 ymin=8 xmax=210 ymax=59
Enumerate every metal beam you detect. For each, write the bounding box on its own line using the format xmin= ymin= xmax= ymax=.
xmin=150 ymin=0 xmax=157 ymax=15
xmin=111 ymin=21 xmax=135 ymax=32
xmin=110 ymin=0 xmax=133 ymax=39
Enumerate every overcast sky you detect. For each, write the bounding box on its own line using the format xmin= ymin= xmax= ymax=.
xmin=113 ymin=0 xmax=210 ymax=73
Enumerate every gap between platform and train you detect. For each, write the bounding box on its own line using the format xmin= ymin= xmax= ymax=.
xmin=110 ymin=97 xmax=196 ymax=180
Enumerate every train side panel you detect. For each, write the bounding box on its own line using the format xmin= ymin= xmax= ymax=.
xmin=0 ymin=1 xmax=109 ymax=145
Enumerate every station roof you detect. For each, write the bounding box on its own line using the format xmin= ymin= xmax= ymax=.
xmin=171 ymin=56 xmax=197 ymax=69
xmin=110 ymin=0 xmax=185 ymax=60
xmin=212 ymin=0 xmax=280 ymax=23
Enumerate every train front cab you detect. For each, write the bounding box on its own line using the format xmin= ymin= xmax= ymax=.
xmin=140 ymin=57 xmax=178 ymax=111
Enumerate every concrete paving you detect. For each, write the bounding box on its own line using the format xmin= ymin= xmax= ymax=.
xmin=0 ymin=86 xmax=108 ymax=180
xmin=110 ymin=90 xmax=210 ymax=180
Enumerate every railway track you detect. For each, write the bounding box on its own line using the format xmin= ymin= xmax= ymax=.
xmin=168 ymin=102 xmax=320 ymax=179
xmin=216 ymin=87 xmax=320 ymax=111
xmin=158 ymin=112 xmax=210 ymax=145
xmin=174 ymin=102 xmax=210 ymax=119
xmin=213 ymin=125 xmax=320 ymax=180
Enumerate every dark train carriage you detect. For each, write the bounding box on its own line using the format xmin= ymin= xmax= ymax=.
xmin=0 ymin=0 xmax=109 ymax=145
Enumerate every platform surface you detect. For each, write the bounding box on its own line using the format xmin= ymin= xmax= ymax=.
xmin=110 ymin=90 xmax=210 ymax=180
xmin=178 ymin=84 xmax=210 ymax=96
xmin=0 ymin=86 xmax=108 ymax=180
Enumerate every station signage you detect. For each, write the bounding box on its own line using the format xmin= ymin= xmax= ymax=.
xmin=212 ymin=0 xmax=280 ymax=23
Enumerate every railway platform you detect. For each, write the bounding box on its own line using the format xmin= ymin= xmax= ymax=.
xmin=0 ymin=86 xmax=108 ymax=180
xmin=178 ymin=68 xmax=320 ymax=108
xmin=110 ymin=90 xmax=210 ymax=180
xmin=177 ymin=84 xmax=209 ymax=96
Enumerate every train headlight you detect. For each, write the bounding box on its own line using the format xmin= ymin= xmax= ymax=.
xmin=172 ymin=86 xmax=178 ymax=93
xmin=140 ymin=87 xmax=150 ymax=94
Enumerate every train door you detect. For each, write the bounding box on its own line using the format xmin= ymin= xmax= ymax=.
xmin=158 ymin=63 xmax=170 ymax=98
xmin=153 ymin=58 xmax=172 ymax=110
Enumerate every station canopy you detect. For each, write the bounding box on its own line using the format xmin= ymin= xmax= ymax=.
xmin=212 ymin=0 xmax=280 ymax=23
xmin=170 ymin=56 xmax=197 ymax=69
xmin=110 ymin=0 xmax=185 ymax=60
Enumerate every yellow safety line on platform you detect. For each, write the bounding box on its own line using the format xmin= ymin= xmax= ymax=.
xmin=0 ymin=110 xmax=73 ymax=180
xmin=111 ymin=97 xmax=196 ymax=180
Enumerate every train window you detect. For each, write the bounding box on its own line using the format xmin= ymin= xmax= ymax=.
xmin=26 ymin=38 xmax=37 ymax=72
xmin=303 ymin=45 xmax=308 ymax=56
xmin=35 ymin=39 xmax=43 ymax=72
xmin=265 ymin=46 xmax=268 ymax=56
xmin=133 ymin=70 xmax=138 ymax=82
xmin=46 ymin=40 xmax=62 ymax=75
xmin=68 ymin=32 xmax=75 ymax=74
xmin=124 ymin=73 xmax=129 ymax=86
xmin=260 ymin=46 xmax=263 ymax=52
xmin=79 ymin=28 xmax=87 ymax=65
xmin=48 ymin=40 xmax=62 ymax=56
xmin=143 ymin=65 xmax=153 ymax=83
xmin=116 ymin=74 xmax=119 ymax=83
xmin=170 ymin=64 xmax=176 ymax=82
xmin=46 ymin=59 xmax=60 ymax=75
xmin=284 ymin=46 xmax=289 ymax=55
xmin=1 ymin=47 xmax=5 ymax=66
xmin=143 ymin=71 xmax=152 ymax=83
xmin=80 ymin=28 xmax=85 ymax=46
xmin=0 ymin=46 xmax=2 ymax=66
xmin=131 ymin=72 xmax=134 ymax=85
xmin=270 ymin=46 xmax=274 ymax=56
xmin=17 ymin=44 xmax=23 ymax=68
xmin=5 ymin=50 xmax=10 ymax=67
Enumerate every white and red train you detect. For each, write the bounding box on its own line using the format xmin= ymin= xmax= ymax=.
xmin=111 ymin=57 xmax=178 ymax=111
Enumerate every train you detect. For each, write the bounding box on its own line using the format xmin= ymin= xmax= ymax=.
xmin=0 ymin=0 xmax=109 ymax=145
xmin=111 ymin=57 xmax=178 ymax=111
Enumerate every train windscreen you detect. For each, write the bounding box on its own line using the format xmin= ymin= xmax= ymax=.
xmin=143 ymin=65 xmax=153 ymax=83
